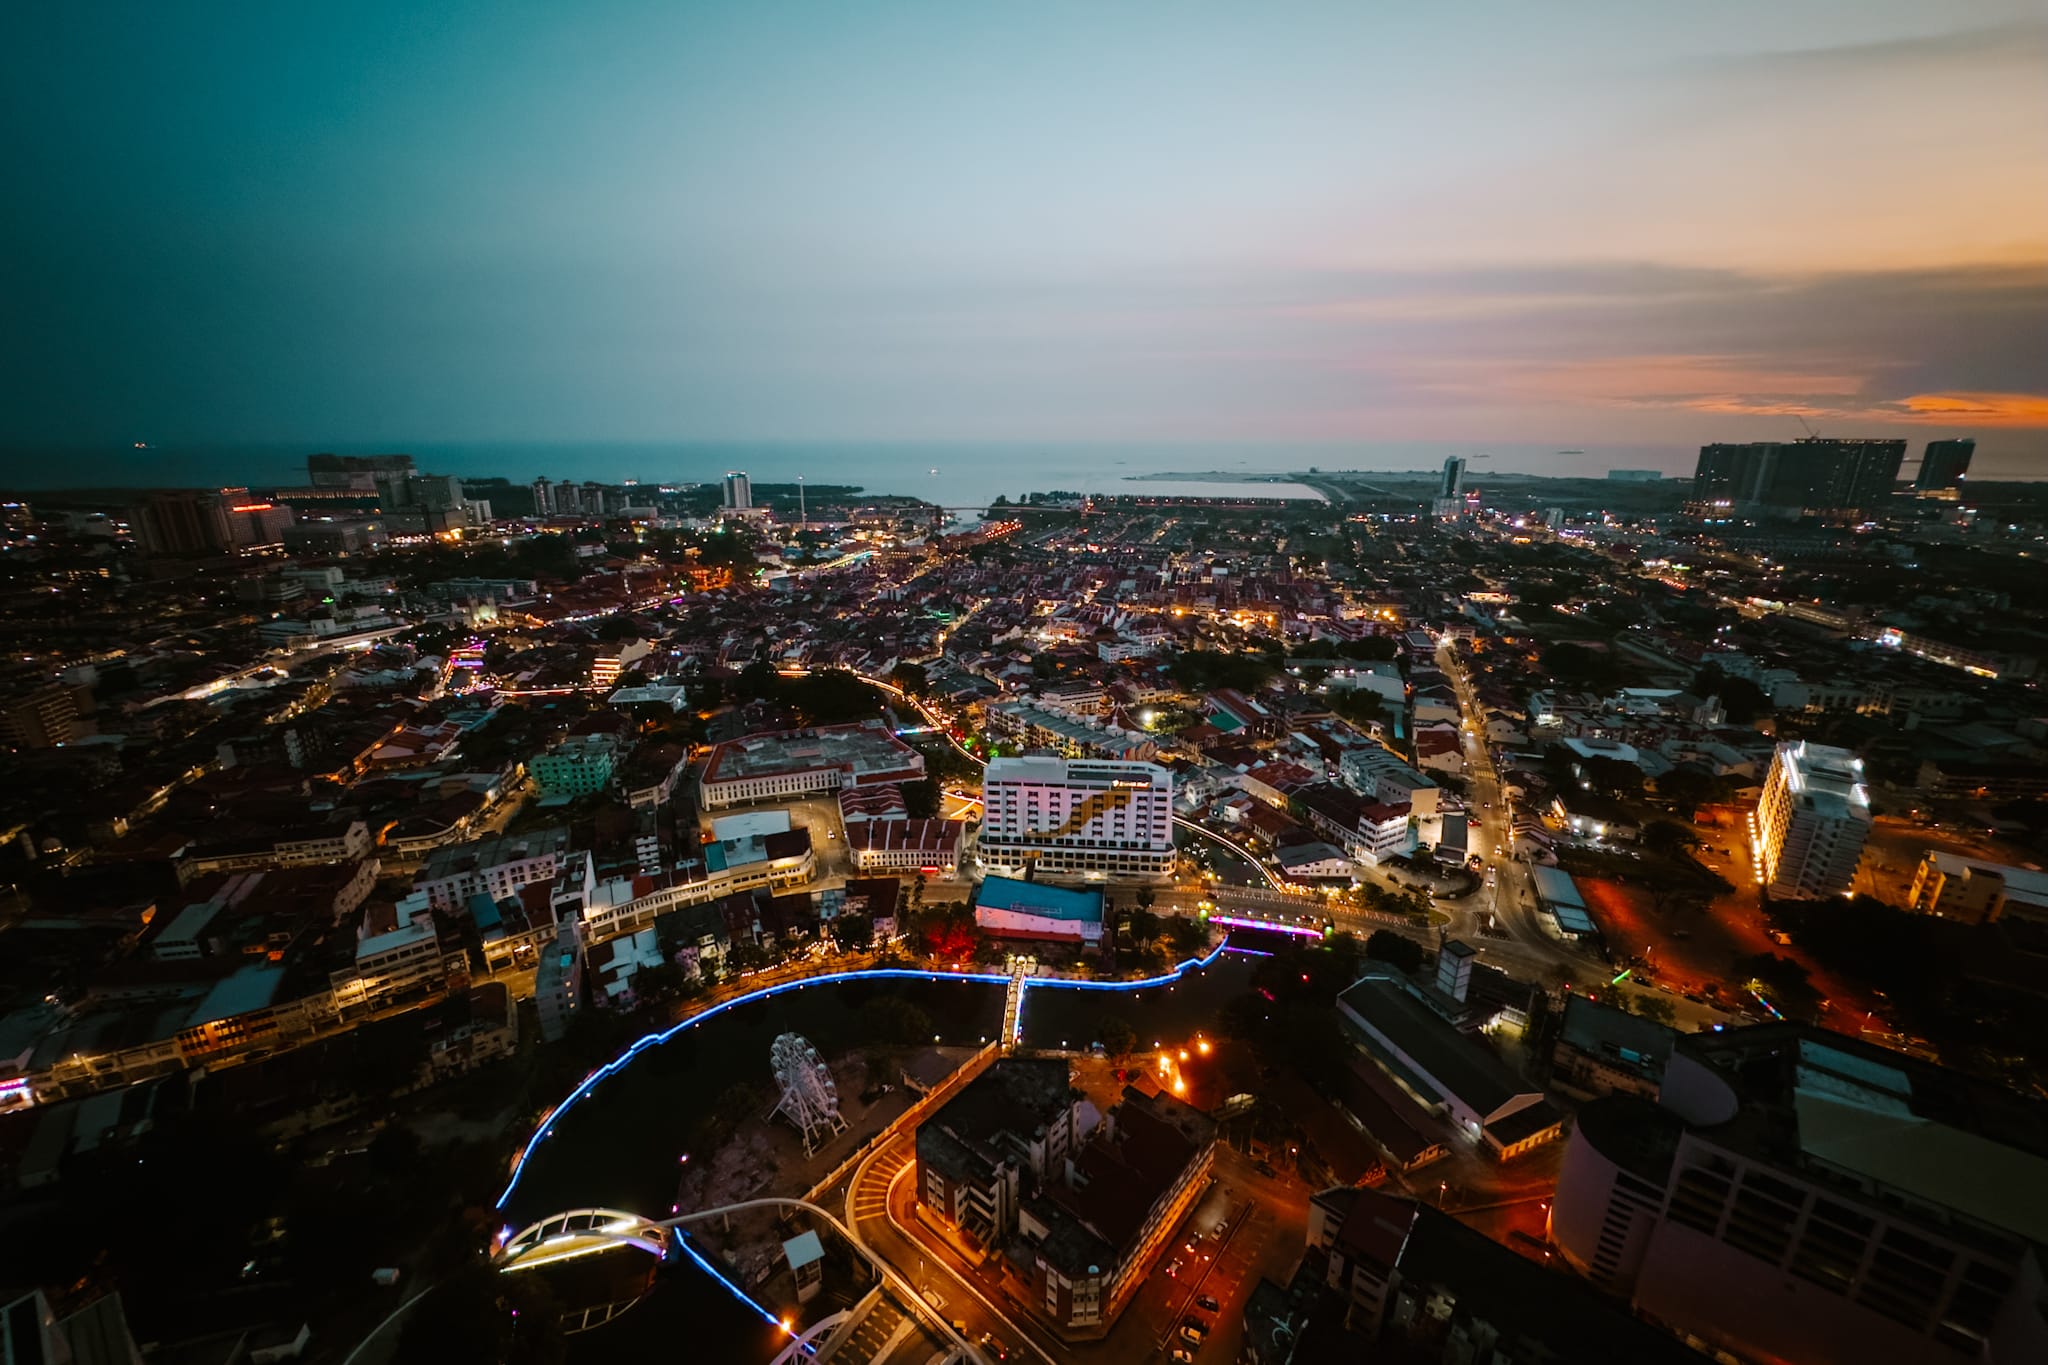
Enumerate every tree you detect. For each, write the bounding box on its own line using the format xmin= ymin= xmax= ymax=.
xmin=1364 ymin=930 xmax=1424 ymax=974
xmin=1328 ymin=689 xmax=1385 ymax=728
xmin=1694 ymin=664 xmax=1772 ymax=725
xmin=1323 ymin=929 xmax=1363 ymax=982
xmin=1329 ymin=637 xmax=1398 ymax=662
xmin=726 ymin=941 xmax=772 ymax=975
xmin=836 ymin=914 xmax=874 ymax=951
xmin=913 ymin=904 xmax=982 ymax=961
xmin=1641 ymin=820 xmax=1698 ymax=858
xmin=1580 ymin=754 xmax=1645 ymax=798
xmin=1095 ymin=1014 xmax=1136 ymax=1057
xmin=1632 ymin=993 xmax=1678 ymax=1026
xmin=1542 ymin=642 xmax=1624 ymax=691
xmin=632 ymin=960 xmax=688 ymax=1004
xmin=736 ymin=658 xmax=783 ymax=702
xmin=1169 ymin=649 xmax=1278 ymax=694
xmin=903 ymin=777 xmax=940 ymax=819
xmin=889 ymin=661 xmax=929 ymax=696
xmin=1656 ymin=768 xmax=1712 ymax=815
xmin=1127 ymin=907 xmax=1162 ymax=944
xmin=1165 ymin=916 xmax=1208 ymax=957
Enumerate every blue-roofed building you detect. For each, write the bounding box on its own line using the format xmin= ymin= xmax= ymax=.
xmin=467 ymin=891 xmax=503 ymax=935
xmin=974 ymin=876 xmax=1104 ymax=945
xmin=1531 ymin=864 xmax=1596 ymax=937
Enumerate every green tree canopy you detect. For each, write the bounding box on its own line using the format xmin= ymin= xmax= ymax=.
xmin=1365 ymin=929 xmax=1424 ymax=974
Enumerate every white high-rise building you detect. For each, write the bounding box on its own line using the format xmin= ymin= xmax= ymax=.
xmin=723 ymin=470 xmax=752 ymax=511
xmin=1755 ymin=741 xmax=1871 ymax=899
xmin=979 ymin=756 xmax=1174 ymax=881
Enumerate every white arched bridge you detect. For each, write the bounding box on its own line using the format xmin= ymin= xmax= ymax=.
xmin=501 ymin=1196 xmax=991 ymax=1363
xmin=495 ymin=1207 xmax=671 ymax=1272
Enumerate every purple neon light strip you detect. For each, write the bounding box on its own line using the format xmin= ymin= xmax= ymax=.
xmin=1208 ymin=914 xmax=1324 ymax=939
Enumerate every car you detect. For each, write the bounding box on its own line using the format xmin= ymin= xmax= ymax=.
xmin=1171 ymin=1350 xmax=1196 ymax=1363
xmin=1196 ymin=1294 xmax=1220 ymax=1312
xmin=1211 ymin=1218 xmax=1228 ymax=1236
xmin=1181 ymin=1318 xmax=1210 ymax=1342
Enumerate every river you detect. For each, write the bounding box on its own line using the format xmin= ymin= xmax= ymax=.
xmin=500 ymin=953 xmax=1262 ymax=1361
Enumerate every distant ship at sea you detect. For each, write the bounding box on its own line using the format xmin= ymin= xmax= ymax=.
xmin=1557 ymin=448 xmax=1585 ymax=455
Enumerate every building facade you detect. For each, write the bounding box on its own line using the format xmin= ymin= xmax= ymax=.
xmin=978 ymin=756 xmax=1174 ymax=880
xmin=1550 ymin=1026 xmax=2048 ymax=1365
xmin=1916 ymin=438 xmax=1975 ymax=493
xmin=529 ymin=734 xmax=620 ymax=797
xmin=915 ymin=1057 xmax=1087 ymax=1250
xmin=698 ymin=720 xmax=926 ymax=810
xmin=1022 ymin=1087 xmax=1217 ymax=1330
xmin=1689 ymin=438 xmax=1906 ymax=519
xmin=1908 ymin=851 xmax=2048 ymax=925
xmin=414 ymin=828 xmax=575 ymax=912
xmin=1755 ymin=741 xmax=1871 ymax=900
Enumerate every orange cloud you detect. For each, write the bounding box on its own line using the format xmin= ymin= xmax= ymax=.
xmin=1397 ymin=353 xmax=2048 ymax=431
xmin=1883 ymin=392 xmax=2048 ymax=425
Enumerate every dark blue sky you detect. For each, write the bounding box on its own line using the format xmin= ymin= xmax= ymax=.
xmin=4 ymin=2 xmax=2044 ymax=457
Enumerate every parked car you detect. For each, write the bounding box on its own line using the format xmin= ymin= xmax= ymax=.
xmin=1196 ymin=1294 xmax=1220 ymax=1312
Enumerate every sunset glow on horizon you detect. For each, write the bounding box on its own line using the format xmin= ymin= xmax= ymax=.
xmin=3 ymin=1 xmax=2043 ymax=462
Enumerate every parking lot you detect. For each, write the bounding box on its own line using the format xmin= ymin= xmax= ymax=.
xmin=1087 ymin=1143 xmax=1310 ymax=1364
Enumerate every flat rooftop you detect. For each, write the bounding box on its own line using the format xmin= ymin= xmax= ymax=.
xmin=926 ymin=1056 xmax=1077 ymax=1145
xmin=1779 ymin=740 xmax=1871 ymax=822
xmin=702 ymin=719 xmax=923 ymax=784
xmin=419 ymin=826 xmax=571 ymax=879
xmin=984 ymin=754 xmax=1168 ymax=788
xmin=1925 ymin=851 xmax=2048 ymax=909
xmin=975 ymin=876 xmax=1103 ymax=923
xmin=1679 ymin=1024 xmax=2048 ymax=1249
xmin=1338 ymin=972 xmax=1535 ymax=1121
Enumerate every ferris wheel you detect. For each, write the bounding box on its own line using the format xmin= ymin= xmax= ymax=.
xmin=769 ymin=1032 xmax=847 ymax=1157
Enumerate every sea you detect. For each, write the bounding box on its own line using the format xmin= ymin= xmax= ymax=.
xmin=8 ymin=439 xmax=2041 ymax=507
xmin=0 ymin=440 xmax=1676 ymax=507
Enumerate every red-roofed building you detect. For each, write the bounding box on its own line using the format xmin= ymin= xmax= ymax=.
xmin=846 ymin=819 xmax=961 ymax=874
xmin=1413 ymin=724 xmax=1465 ymax=776
xmin=1240 ymin=760 xmax=1317 ymax=809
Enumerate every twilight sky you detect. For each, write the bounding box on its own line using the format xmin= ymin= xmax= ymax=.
xmin=3 ymin=1 xmax=2044 ymax=460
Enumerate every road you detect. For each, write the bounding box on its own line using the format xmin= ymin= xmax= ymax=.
xmin=842 ymin=1127 xmax=1310 ymax=1364
xmin=847 ymin=1134 xmax=1052 ymax=1363
xmin=1436 ymin=642 xmax=1568 ymax=961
